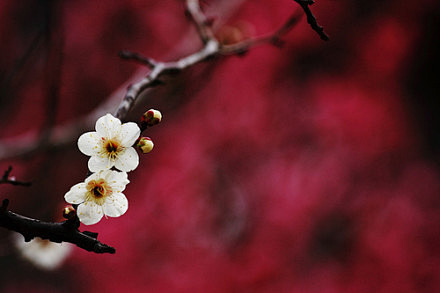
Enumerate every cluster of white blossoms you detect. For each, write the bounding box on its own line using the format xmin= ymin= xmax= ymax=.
xmin=64 ymin=112 xmax=161 ymax=225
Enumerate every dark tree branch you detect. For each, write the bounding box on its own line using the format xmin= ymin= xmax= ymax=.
xmin=0 ymin=166 xmax=31 ymax=187
xmin=0 ymin=165 xmax=113 ymax=253
xmin=0 ymin=199 xmax=115 ymax=254
xmin=0 ymin=0 xmax=328 ymax=158
xmin=293 ymin=0 xmax=329 ymax=41
xmin=114 ymin=0 xmax=326 ymax=120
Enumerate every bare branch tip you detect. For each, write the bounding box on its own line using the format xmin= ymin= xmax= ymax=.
xmin=293 ymin=0 xmax=329 ymax=41
xmin=0 ymin=166 xmax=32 ymax=186
xmin=1 ymin=199 xmax=9 ymax=211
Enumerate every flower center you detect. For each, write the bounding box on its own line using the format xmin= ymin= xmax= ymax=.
xmin=92 ymin=185 xmax=105 ymax=198
xmin=86 ymin=179 xmax=112 ymax=205
xmin=103 ymin=139 xmax=121 ymax=159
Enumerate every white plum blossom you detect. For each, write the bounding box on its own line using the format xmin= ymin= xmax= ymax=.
xmin=14 ymin=234 xmax=72 ymax=270
xmin=78 ymin=113 xmax=140 ymax=172
xmin=64 ymin=170 xmax=130 ymax=225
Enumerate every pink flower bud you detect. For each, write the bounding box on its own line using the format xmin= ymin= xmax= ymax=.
xmin=136 ymin=137 xmax=154 ymax=154
xmin=142 ymin=109 xmax=162 ymax=127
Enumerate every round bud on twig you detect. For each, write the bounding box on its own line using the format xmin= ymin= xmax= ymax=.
xmin=63 ymin=206 xmax=76 ymax=220
xmin=217 ymin=22 xmax=254 ymax=46
xmin=141 ymin=109 xmax=162 ymax=127
xmin=136 ymin=137 xmax=154 ymax=154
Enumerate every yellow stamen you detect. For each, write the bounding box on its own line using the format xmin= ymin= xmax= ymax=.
xmin=86 ymin=179 xmax=112 ymax=205
xmin=103 ymin=139 xmax=122 ymax=159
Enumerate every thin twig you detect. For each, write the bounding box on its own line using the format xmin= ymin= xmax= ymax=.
xmin=118 ymin=51 xmax=157 ymax=69
xmin=185 ymin=0 xmax=216 ymax=43
xmin=220 ymin=13 xmax=303 ymax=54
xmin=293 ymin=0 xmax=329 ymax=41
xmin=0 ymin=166 xmax=31 ymax=187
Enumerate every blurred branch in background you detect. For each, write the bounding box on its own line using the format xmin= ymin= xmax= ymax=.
xmin=0 ymin=0 xmax=327 ymax=161
xmin=115 ymin=0 xmax=315 ymax=120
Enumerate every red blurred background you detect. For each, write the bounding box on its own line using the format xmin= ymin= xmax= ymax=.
xmin=0 ymin=0 xmax=439 ymax=292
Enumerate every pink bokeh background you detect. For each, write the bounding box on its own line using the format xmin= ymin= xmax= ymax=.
xmin=0 ymin=0 xmax=439 ymax=292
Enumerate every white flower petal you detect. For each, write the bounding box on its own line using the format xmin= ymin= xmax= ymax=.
xmin=64 ymin=183 xmax=87 ymax=204
xmin=88 ymin=155 xmax=113 ymax=172
xmin=119 ymin=122 xmax=140 ymax=147
xmin=103 ymin=193 xmax=128 ymax=217
xmin=114 ymin=147 xmax=139 ymax=172
xmin=105 ymin=171 xmax=129 ymax=193
xmin=77 ymin=201 xmax=104 ymax=225
xmin=77 ymin=132 xmax=101 ymax=156
xmin=95 ymin=113 xmax=121 ymax=138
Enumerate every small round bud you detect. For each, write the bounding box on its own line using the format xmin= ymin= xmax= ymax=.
xmin=142 ymin=109 xmax=162 ymax=127
xmin=63 ymin=206 xmax=76 ymax=220
xmin=218 ymin=26 xmax=243 ymax=45
xmin=217 ymin=22 xmax=254 ymax=46
xmin=136 ymin=137 xmax=154 ymax=154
